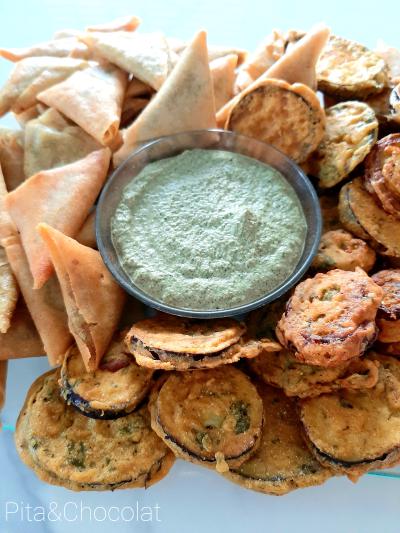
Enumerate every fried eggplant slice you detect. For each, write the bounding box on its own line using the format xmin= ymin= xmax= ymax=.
xmin=15 ymin=370 xmax=174 ymax=491
xmin=60 ymin=331 xmax=154 ymax=419
xmin=312 ymin=229 xmax=376 ymax=272
xmin=223 ymin=384 xmax=334 ymax=494
xmin=364 ymin=134 xmax=400 ymax=218
xmin=299 ymin=353 xmax=400 ymax=480
xmin=276 ymin=268 xmax=382 ymax=367
xmin=248 ymin=348 xmax=379 ymax=398
xmin=317 ymin=35 xmax=389 ymax=99
xmin=225 ymin=78 xmax=325 ymax=164
xmin=372 ymin=270 xmax=400 ymax=343
xmin=339 ymin=178 xmax=400 ymax=258
xmin=149 ymin=367 xmax=263 ymax=471
xmin=310 ymin=102 xmax=378 ymax=188
xmin=127 ymin=315 xmax=278 ymax=370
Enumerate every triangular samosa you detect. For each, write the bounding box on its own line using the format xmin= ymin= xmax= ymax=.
xmin=80 ymin=31 xmax=171 ymax=90
xmin=37 ymin=62 xmax=127 ymax=146
xmin=0 ymin=127 xmax=25 ymax=190
xmin=37 ymin=224 xmax=125 ymax=371
xmin=5 ymin=148 xmax=110 ymax=289
xmin=0 ymin=56 xmax=89 ymax=116
xmin=24 ymin=108 xmax=101 ymax=178
xmin=3 ymin=234 xmax=71 ymax=365
xmin=210 ymin=54 xmax=238 ymax=110
xmin=114 ymin=30 xmax=216 ymax=166
xmin=217 ymin=24 xmax=330 ymax=126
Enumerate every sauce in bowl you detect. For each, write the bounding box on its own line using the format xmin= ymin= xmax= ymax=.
xmin=111 ymin=148 xmax=307 ymax=311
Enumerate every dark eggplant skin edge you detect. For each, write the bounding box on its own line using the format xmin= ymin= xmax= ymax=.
xmin=152 ymin=407 xmax=263 ymax=468
xmin=59 ymin=374 xmax=140 ymax=420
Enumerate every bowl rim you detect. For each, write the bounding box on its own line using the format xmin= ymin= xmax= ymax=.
xmin=96 ymin=128 xmax=322 ymax=318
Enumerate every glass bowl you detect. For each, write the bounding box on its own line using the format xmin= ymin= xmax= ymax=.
xmin=96 ymin=129 xmax=322 ymax=318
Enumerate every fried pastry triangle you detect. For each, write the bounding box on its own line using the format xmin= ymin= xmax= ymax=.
xmin=217 ymin=24 xmax=330 ymax=126
xmin=114 ymin=30 xmax=216 ymax=166
xmin=37 ymin=62 xmax=127 ymax=146
xmin=37 ymin=224 xmax=125 ymax=371
xmin=5 ymin=149 xmax=110 ymax=289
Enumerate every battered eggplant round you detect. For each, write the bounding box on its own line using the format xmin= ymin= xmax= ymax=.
xmin=364 ymin=134 xmax=400 ymax=218
xmin=225 ymin=78 xmax=325 ymax=163
xmin=339 ymin=178 xmax=400 ymax=259
xmin=299 ymin=353 xmax=400 ymax=479
xmin=276 ymin=268 xmax=382 ymax=367
xmin=60 ymin=332 xmax=154 ymax=419
xmin=312 ymin=230 xmax=376 ymax=273
xmin=223 ymin=383 xmax=333 ymax=494
xmin=126 ymin=315 xmax=274 ymax=370
xmin=129 ymin=314 xmax=245 ymax=354
xmin=310 ymin=101 xmax=378 ymax=189
xmin=248 ymin=348 xmax=379 ymax=398
xmin=15 ymin=370 xmax=175 ymax=491
xmin=149 ymin=367 xmax=264 ymax=470
xmin=317 ymin=35 xmax=389 ymax=99
xmin=371 ymin=270 xmax=400 ymax=342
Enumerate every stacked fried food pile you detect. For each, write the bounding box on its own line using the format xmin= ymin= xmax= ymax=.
xmin=0 ymin=15 xmax=400 ymax=496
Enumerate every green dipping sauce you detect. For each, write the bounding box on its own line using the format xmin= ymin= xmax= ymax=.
xmin=111 ymin=149 xmax=307 ymax=310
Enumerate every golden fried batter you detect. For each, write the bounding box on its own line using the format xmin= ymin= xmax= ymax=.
xmin=312 ymin=230 xmax=376 ymax=272
xmin=128 ymin=314 xmax=245 ymax=354
xmin=225 ymin=78 xmax=325 ymax=163
xmin=372 ymin=270 xmax=400 ymax=343
xmin=339 ymin=178 xmax=400 ymax=258
xmin=126 ymin=314 xmax=279 ymax=370
xmin=15 ymin=370 xmax=174 ymax=491
xmin=310 ymin=102 xmax=378 ymax=188
xmin=149 ymin=367 xmax=263 ymax=470
xmin=248 ymin=348 xmax=379 ymax=398
xmin=317 ymin=35 xmax=389 ymax=98
xmin=365 ymin=134 xmax=400 ymax=218
xmin=276 ymin=268 xmax=382 ymax=366
xmin=299 ymin=353 xmax=400 ymax=480
xmin=223 ymin=384 xmax=333 ymax=494
xmin=60 ymin=331 xmax=154 ymax=418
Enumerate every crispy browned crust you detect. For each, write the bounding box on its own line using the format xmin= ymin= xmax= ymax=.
xmin=223 ymin=384 xmax=334 ymax=495
xmin=129 ymin=335 xmax=280 ymax=371
xmin=312 ymin=230 xmax=376 ymax=273
xmin=149 ymin=367 xmax=264 ymax=470
xmin=372 ymin=270 xmax=400 ymax=319
xmin=364 ymin=134 xmax=400 ymax=217
xmin=317 ymin=35 xmax=389 ymax=99
xmin=225 ymin=78 xmax=325 ymax=163
xmin=15 ymin=370 xmax=175 ymax=491
xmin=298 ymin=354 xmax=400 ymax=480
xmin=339 ymin=178 xmax=400 ymax=258
xmin=309 ymin=101 xmax=378 ymax=189
xmin=301 ymin=429 xmax=400 ymax=482
xmin=276 ymin=268 xmax=382 ymax=366
xmin=127 ymin=314 xmax=245 ymax=355
xmin=60 ymin=333 xmax=154 ymax=417
xmin=248 ymin=349 xmax=379 ymax=398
